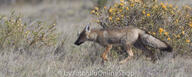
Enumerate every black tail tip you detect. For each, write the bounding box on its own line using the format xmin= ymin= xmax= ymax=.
xmin=160 ymin=45 xmax=173 ymax=52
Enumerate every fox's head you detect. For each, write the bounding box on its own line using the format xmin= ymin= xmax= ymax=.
xmin=74 ymin=25 xmax=91 ymax=45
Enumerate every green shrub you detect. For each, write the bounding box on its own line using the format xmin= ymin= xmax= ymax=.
xmin=0 ymin=12 xmax=58 ymax=51
xmin=91 ymin=0 xmax=192 ymax=55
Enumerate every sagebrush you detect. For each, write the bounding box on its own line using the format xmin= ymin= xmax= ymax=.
xmin=91 ymin=0 xmax=192 ymax=55
xmin=0 ymin=12 xmax=58 ymax=51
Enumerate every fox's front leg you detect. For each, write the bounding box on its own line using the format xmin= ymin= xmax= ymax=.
xmin=101 ymin=44 xmax=112 ymax=61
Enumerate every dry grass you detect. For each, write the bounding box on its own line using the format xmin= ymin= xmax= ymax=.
xmin=0 ymin=0 xmax=192 ymax=77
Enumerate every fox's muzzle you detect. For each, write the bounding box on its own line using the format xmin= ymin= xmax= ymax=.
xmin=74 ymin=26 xmax=89 ymax=46
xmin=74 ymin=42 xmax=83 ymax=45
xmin=74 ymin=40 xmax=84 ymax=46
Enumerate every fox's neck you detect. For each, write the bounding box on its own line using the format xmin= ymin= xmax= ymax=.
xmin=87 ymin=29 xmax=100 ymax=42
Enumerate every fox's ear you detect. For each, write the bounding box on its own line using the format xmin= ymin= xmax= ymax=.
xmin=85 ymin=24 xmax=90 ymax=32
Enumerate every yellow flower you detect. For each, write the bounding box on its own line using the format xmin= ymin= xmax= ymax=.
xmin=112 ymin=13 xmax=116 ymax=15
xmin=91 ymin=10 xmax=95 ymax=14
xmin=164 ymin=32 xmax=169 ymax=36
xmin=142 ymin=10 xmax=146 ymax=14
xmin=152 ymin=32 xmax=156 ymax=35
xmin=53 ymin=23 xmax=56 ymax=26
xmin=126 ymin=7 xmax=129 ymax=10
xmin=121 ymin=15 xmax=124 ymax=17
xmin=130 ymin=3 xmax=134 ymax=7
xmin=186 ymin=14 xmax=190 ymax=17
xmin=159 ymin=28 xmax=164 ymax=34
xmin=109 ymin=8 xmax=114 ymax=13
xmin=108 ymin=16 xmax=112 ymax=20
xmin=173 ymin=6 xmax=178 ymax=10
xmin=95 ymin=12 xmax=99 ymax=16
xmin=182 ymin=31 xmax=185 ymax=35
xmin=167 ymin=37 xmax=171 ymax=41
xmin=160 ymin=2 xmax=167 ymax=10
xmin=114 ymin=3 xmax=119 ymax=7
xmin=177 ymin=34 xmax=180 ymax=38
xmin=96 ymin=20 xmax=100 ymax=23
xmin=169 ymin=4 xmax=173 ymax=8
xmin=175 ymin=19 xmax=179 ymax=23
xmin=120 ymin=2 xmax=124 ymax=6
xmin=119 ymin=10 xmax=123 ymax=13
xmin=188 ymin=22 xmax=192 ymax=28
xmin=133 ymin=0 xmax=143 ymax=3
xmin=25 ymin=31 xmax=30 ymax=35
xmin=104 ymin=6 xmax=107 ymax=9
xmin=120 ymin=0 xmax=124 ymax=2
xmin=147 ymin=13 xmax=150 ymax=16
xmin=171 ymin=11 xmax=175 ymax=15
xmin=186 ymin=39 xmax=190 ymax=43
xmin=148 ymin=31 xmax=151 ymax=34
xmin=116 ymin=17 xmax=120 ymax=21
xmin=94 ymin=7 xmax=99 ymax=11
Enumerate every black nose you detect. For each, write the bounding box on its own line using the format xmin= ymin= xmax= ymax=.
xmin=74 ymin=40 xmax=83 ymax=45
xmin=74 ymin=42 xmax=81 ymax=45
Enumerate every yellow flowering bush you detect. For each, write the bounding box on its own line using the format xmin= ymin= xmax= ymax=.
xmin=92 ymin=0 xmax=192 ymax=55
xmin=0 ymin=12 xmax=58 ymax=50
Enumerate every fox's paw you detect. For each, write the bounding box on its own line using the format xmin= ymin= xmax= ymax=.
xmin=101 ymin=54 xmax=108 ymax=61
xmin=119 ymin=56 xmax=132 ymax=64
xmin=119 ymin=59 xmax=127 ymax=64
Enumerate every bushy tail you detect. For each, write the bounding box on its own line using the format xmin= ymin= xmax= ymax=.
xmin=139 ymin=32 xmax=172 ymax=52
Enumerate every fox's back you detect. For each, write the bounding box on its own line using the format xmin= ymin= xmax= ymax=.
xmin=95 ymin=26 xmax=144 ymax=46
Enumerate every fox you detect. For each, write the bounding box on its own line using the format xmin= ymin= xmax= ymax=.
xmin=74 ymin=24 xmax=172 ymax=64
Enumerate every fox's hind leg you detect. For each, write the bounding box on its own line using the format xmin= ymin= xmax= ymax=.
xmin=101 ymin=44 xmax=112 ymax=61
xmin=133 ymin=39 xmax=157 ymax=62
xmin=119 ymin=44 xmax=133 ymax=64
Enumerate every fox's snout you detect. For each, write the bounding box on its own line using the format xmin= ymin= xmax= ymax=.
xmin=74 ymin=31 xmax=87 ymax=46
xmin=74 ymin=39 xmax=84 ymax=45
